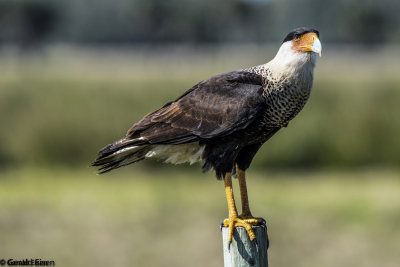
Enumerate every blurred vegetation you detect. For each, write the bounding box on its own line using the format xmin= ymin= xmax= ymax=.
xmin=0 ymin=46 xmax=399 ymax=171
xmin=1 ymin=0 xmax=399 ymax=171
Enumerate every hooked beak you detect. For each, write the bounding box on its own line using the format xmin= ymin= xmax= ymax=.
xmin=311 ymin=38 xmax=322 ymax=57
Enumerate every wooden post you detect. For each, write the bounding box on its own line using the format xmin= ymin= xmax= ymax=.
xmin=221 ymin=222 xmax=269 ymax=267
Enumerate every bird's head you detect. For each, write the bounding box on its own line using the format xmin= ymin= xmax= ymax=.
xmin=269 ymin=27 xmax=321 ymax=79
xmin=283 ymin=27 xmax=322 ymax=57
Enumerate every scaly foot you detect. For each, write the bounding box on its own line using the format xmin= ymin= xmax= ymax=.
xmin=238 ymin=214 xmax=264 ymax=223
xmin=223 ymin=216 xmax=264 ymax=243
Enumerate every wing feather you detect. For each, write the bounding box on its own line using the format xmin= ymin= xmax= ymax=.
xmin=127 ymin=71 xmax=267 ymax=144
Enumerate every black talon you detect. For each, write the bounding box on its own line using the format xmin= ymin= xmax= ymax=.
xmin=228 ymin=241 xmax=232 ymax=250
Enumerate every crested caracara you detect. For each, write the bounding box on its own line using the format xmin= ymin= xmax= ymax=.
xmin=92 ymin=27 xmax=322 ymax=245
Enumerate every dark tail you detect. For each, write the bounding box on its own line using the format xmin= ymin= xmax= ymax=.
xmin=91 ymin=137 xmax=151 ymax=174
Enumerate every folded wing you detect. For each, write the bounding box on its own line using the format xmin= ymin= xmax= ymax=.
xmin=127 ymin=71 xmax=267 ymax=144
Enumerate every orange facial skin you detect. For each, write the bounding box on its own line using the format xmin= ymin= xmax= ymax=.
xmin=292 ymin=32 xmax=319 ymax=53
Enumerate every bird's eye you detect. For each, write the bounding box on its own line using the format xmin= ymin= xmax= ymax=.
xmin=293 ymin=34 xmax=300 ymax=41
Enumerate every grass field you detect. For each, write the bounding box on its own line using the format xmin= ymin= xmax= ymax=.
xmin=0 ymin=167 xmax=399 ymax=267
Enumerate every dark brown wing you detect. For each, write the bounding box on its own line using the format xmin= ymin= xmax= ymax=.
xmin=127 ymin=71 xmax=267 ymax=144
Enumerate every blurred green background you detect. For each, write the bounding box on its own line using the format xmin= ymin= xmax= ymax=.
xmin=0 ymin=0 xmax=399 ymax=266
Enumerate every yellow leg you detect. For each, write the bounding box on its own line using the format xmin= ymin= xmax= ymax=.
xmin=236 ymin=165 xmax=269 ymax=247
xmin=224 ymin=172 xmax=238 ymax=219
xmin=237 ymin=166 xmax=252 ymax=217
xmin=236 ymin=165 xmax=263 ymax=223
xmin=223 ymin=172 xmax=256 ymax=244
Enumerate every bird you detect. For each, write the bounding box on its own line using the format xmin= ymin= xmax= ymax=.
xmin=92 ymin=27 xmax=322 ymax=245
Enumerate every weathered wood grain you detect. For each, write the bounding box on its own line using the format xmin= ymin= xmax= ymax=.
xmin=221 ymin=223 xmax=268 ymax=267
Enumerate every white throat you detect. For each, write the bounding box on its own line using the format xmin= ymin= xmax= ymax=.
xmin=267 ymin=41 xmax=317 ymax=83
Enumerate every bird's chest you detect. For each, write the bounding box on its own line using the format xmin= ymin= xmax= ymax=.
xmin=262 ymin=82 xmax=311 ymax=128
